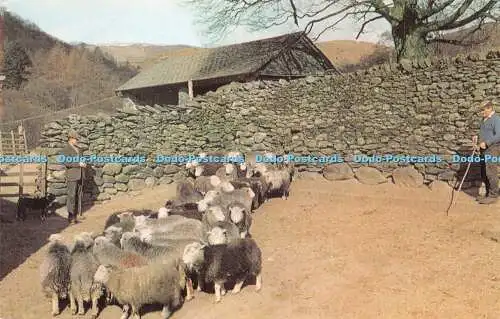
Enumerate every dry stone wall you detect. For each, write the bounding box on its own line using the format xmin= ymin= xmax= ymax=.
xmin=38 ymin=51 xmax=500 ymax=204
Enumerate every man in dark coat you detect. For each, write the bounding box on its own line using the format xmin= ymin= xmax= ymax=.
xmin=475 ymin=100 xmax=500 ymax=205
xmin=59 ymin=130 xmax=86 ymax=224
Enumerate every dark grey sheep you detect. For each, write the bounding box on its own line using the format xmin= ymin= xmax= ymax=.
xmin=69 ymin=232 xmax=103 ymax=318
xmin=93 ymin=257 xmax=188 ymax=319
xmin=185 ymin=238 xmax=262 ymax=303
xmin=39 ymin=234 xmax=72 ymax=316
xmin=92 ymin=236 xmax=149 ymax=269
xmin=103 ymin=209 xmax=155 ymax=230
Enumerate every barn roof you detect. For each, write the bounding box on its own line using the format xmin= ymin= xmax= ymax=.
xmin=116 ymin=31 xmax=335 ymax=92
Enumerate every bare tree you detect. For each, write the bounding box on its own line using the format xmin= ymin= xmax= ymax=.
xmin=184 ymin=0 xmax=499 ymax=61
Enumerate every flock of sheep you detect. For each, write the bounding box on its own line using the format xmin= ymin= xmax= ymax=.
xmin=39 ymin=151 xmax=295 ymax=319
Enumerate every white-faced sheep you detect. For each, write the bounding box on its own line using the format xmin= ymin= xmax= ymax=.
xmin=93 ymin=258 xmax=188 ymax=319
xmin=215 ymin=163 xmax=239 ymax=182
xmin=193 ymin=175 xmax=234 ymax=195
xmin=39 ymin=234 xmax=72 ymax=316
xmin=228 ymin=202 xmax=252 ymax=238
xmin=201 ymin=205 xmax=227 ymax=228
xmin=183 ymin=238 xmax=262 ymax=303
xmin=204 ymin=187 xmax=255 ymax=214
xmin=262 ymin=166 xmax=294 ymax=200
xmin=93 ymin=236 xmax=149 ymax=269
xmin=69 ymin=232 xmax=104 ymax=317
xmin=103 ymin=225 xmax=124 ymax=247
xmin=206 ymin=223 xmax=240 ymax=245
xmin=104 ymin=209 xmax=154 ymax=230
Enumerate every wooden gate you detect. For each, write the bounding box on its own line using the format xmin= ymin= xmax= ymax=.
xmin=0 ymin=125 xmax=47 ymax=215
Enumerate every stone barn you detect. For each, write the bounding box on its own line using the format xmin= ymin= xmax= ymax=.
xmin=115 ymin=31 xmax=339 ymax=106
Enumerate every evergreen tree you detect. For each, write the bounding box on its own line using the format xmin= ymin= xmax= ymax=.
xmin=3 ymin=40 xmax=32 ymax=89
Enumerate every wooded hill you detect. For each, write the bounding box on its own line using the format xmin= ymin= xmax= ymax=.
xmin=1 ymin=11 xmax=138 ymax=124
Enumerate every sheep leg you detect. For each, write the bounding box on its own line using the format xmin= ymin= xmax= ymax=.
xmin=51 ymin=292 xmax=59 ymax=316
xmin=77 ymin=295 xmax=85 ymax=315
xmin=196 ymin=273 xmax=204 ymax=292
xmin=131 ymin=305 xmax=141 ymax=319
xmin=232 ymin=280 xmax=245 ymax=294
xmin=221 ymin=287 xmax=226 ymax=296
xmin=90 ymin=294 xmax=99 ymax=319
xmin=161 ymin=305 xmax=172 ymax=319
xmin=186 ymin=278 xmax=194 ymax=301
xmin=69 ymin=291 xmax=77 ymax=315
xmin=120 ymin=305 xmax=130 ymax=319
xmin=240 ymin=231 xmax=247 ymax=239
xmin=255 ymin=273 xmax=262 ymax=291
xmin=214 ymin=283 xmax=222 ymax=303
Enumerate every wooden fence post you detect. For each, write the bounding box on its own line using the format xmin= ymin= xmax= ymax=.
xmin=10 ymin=130 xmax=15 ymax=155
xmin=22 ymin=125 xmax=28 ymax=154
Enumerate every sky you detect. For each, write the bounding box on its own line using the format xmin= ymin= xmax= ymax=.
xmin=3 ymin=0 xmax=390 ymax=47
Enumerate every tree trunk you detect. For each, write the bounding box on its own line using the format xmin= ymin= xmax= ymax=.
xmin=392 ymin=23 xmax=430 ymax=61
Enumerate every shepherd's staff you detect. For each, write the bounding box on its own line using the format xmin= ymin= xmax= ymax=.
xmin=78 ymin=166 xmax=83 ymax=218
xmin=446 ymin=136 xmax=478 ymax=216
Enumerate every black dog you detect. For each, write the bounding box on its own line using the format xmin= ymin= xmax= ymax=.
xmin=16 ymin=193 xmax=56 ymax=221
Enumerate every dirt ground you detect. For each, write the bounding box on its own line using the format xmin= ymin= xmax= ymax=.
xmin=1 ymin=176 xmax=500 ymax=319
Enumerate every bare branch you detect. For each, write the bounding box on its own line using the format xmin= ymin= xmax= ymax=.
xmin=304 ymin=1 xmax=372 ymax=34
xmin=289 ymin=0 xmax=299 ymax=26
xmin=427 ymin=0 xmax=497 ymax=31
xmin=419 ymin=0 xmax=456 ymax=20
xmin=356 ymin=15 xmax=384 ymax=39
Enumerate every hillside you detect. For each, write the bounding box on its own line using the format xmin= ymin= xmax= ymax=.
xmin=430 ymin=22 xmax=500 ymax=56
xmin=0 ymin=11 xmax=139 ymax=147
xmin=96 ymin=40 xmax=383 ymax=71
xmin=85 ymin=43 xmax=195 ymax=67
xmin=97 ymin=22 xmax=500 ymax=73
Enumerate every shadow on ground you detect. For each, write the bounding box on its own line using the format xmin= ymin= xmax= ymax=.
xmin=0 ymin=198 xmax=71 ymax=280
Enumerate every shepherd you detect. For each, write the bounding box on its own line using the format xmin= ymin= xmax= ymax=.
xmin=475 ymin=100 xmax=500 ymax=205
xmin=59 ymin=130 xmax=86 ymax=224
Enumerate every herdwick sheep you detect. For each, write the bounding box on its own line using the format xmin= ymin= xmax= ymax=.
xmin=201 ymin=205 xmax=227 ymax=228
xmin=93 ymin=258 xmax=188 ymax=319
xmin=230 ymin=176 xmax=269 ymax=210
xmin=194 ymin=175 xmax=235 ymax=195
xmin=186 ymin=238 xmax=262 ymax=303
xmin=69 ymin=232 xmax=104 ymax=317
xmin=262 ymin=166 xmax=294 ymax=200
xmin=104 ymin=210 xmax=155 ymax=231
xmin=92 ymin=236 xmax=148 ymax=269
xmin=103 ymin=225 xmax=124 ymax=247
xmin=120 ymin=231 xmax=197 ymax=301
xmin=39 ymin=234 xmax=72 ymax=316
xmin=215 ymin=164 xmax=239 ymax=182
xmin=206 ymin=187 xmax=255 ymax=214
xmin=228 ymin=202 xmax=252 ymax=238
xmin=165 ymin=181 xmax=204 ymax=207
xmin=206 ymin=223 xmax=240 ymax=245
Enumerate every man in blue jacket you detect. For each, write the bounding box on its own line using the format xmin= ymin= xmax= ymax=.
xmin=476 ymin=101 xmax=500 ymax=204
